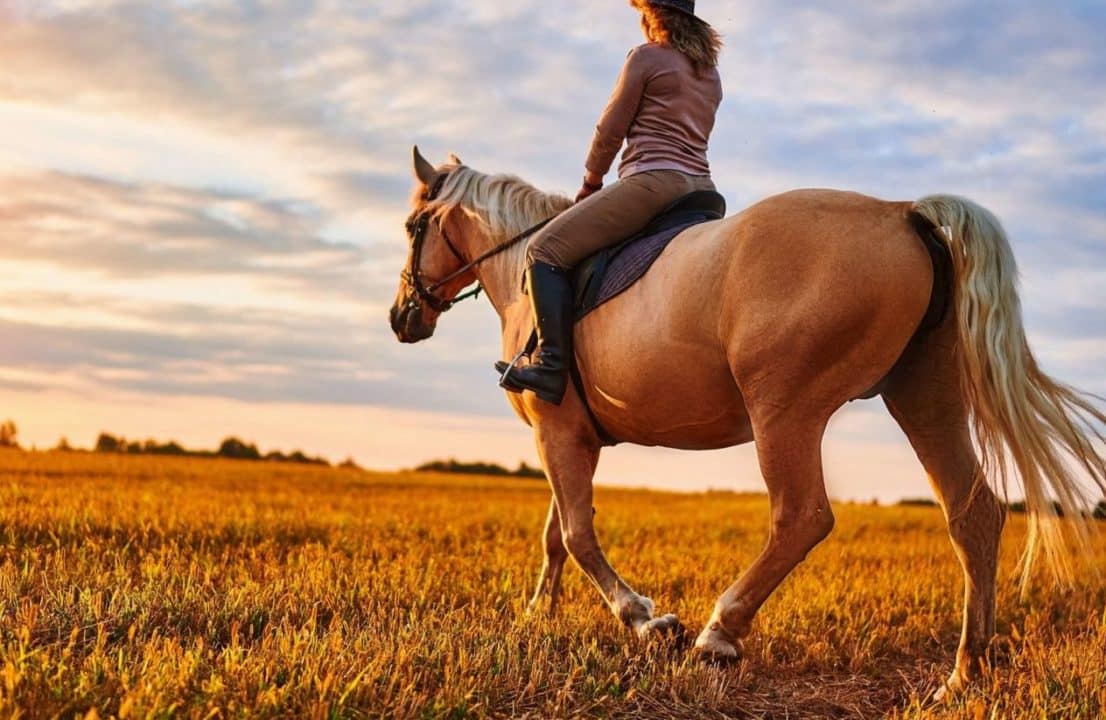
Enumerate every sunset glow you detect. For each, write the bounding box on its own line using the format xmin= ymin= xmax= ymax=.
xmin=1 ymin=1 xmax=1104 ymax=501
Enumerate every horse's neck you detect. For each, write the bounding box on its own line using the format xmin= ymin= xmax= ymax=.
xmin=447 ymin=176 xmax=571 ymax=325
xmin=469 ymin=226 xmax=528 ymax=320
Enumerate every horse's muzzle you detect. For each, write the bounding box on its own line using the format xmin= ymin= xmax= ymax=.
xmin=389 ymin=302 xmax=435 ymax=343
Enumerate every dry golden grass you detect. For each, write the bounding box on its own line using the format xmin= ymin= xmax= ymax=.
xmin=0 ymin=449 xmax=1102 ymax=719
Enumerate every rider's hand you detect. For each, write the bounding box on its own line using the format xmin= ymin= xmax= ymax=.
xmin=575 ymin=171 xmax=604 ymax=203
xmin=575 ymin=184 xmax=600 ymax=203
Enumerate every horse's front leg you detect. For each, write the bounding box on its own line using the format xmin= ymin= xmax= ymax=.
xmin=527 ymin=497 xmax=568 ymax=614
xmin=533 ymin=410 xmax=681 ymax=639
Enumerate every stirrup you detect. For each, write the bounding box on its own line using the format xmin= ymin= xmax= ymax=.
xmin=497 ymin=346 xmax=529 ymax=393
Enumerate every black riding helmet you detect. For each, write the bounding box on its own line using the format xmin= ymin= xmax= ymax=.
xmin=646 ymin=0 xmax=697 ymax=16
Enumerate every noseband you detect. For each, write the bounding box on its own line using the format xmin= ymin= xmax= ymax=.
xmin=402 ymin=170 xmax=557 ymax=314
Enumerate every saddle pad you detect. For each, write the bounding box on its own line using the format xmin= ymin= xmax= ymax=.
xmin=571 ymin=189 xmax=726 ymax=320
xmin=582 ymin=219 xmax=704 ymax=317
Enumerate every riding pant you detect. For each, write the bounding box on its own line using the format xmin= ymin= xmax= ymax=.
xmin=525 ymin=169 xmax=716 ymax=269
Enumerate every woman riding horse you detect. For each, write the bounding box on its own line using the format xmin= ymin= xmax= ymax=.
xmin=499 ymin=0 xmax=724 ymax=404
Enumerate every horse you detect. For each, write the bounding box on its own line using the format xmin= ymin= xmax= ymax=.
xmin=388 ymin=146 xmax=1106 ymax=698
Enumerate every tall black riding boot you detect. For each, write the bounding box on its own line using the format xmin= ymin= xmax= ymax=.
xmin=495 ymin=262 xmax=572 ymax=405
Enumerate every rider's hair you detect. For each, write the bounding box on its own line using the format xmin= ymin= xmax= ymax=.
xmin=633 ymin=1 xmax=722 ymax=75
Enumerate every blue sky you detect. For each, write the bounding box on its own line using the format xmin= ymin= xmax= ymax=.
xmin=0 ymin=1 xmax=1103 ymax=500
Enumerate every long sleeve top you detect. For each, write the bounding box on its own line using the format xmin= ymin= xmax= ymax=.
xmin=585 ymin=42 xmax=723 ymax=179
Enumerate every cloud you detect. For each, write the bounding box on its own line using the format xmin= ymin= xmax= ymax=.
xmin=0 ymin=170 xmax=509 ymax=415
xmin=0 ymin=172 xmax=357 ymax=282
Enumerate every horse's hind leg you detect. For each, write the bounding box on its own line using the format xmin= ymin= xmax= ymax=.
xmin=695 ymin=414 xmax=835 ymax=659
xmin=882 ymin=325 xmax=1005 ymax=699
xmin=528 ymin=498 xmax=568 ymax=614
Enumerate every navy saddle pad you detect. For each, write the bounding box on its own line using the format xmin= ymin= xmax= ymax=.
xmin=570 ymin=190 xmax=726 ymax=320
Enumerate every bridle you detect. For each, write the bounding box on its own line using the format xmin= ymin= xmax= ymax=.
xmin=401 ymin=170 xmax=555 ymax=314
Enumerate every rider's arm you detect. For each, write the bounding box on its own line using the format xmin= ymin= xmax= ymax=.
xmin=584 ymin=46 xmax=650 ymax=181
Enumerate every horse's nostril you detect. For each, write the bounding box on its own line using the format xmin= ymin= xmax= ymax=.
xmin=389 ymin=304 xmax=407 ymax=336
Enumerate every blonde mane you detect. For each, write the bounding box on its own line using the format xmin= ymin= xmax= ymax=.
xmin=423 ymin=165 xmax=572 ymax=244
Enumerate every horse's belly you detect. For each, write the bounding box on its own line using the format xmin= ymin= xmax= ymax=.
xmin=588 ymin=377 xmax=752 ymax=449
xmin=575 ymin=282 xmax=752 ymax=450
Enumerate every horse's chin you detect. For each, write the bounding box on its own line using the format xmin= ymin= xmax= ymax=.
xmin=397 ymin=325 xmax=435 ymax=344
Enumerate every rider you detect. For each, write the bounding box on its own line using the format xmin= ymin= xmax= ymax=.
xmin=499 ymin=0 xmax=723 ymax=405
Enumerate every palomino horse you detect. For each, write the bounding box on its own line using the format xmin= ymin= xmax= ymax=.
xmin=389 ymin=147 xmax=1106 ymax=697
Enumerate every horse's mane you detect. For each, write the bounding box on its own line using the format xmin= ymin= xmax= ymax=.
xmin=423 ymin=164 xmax=572 ymax=243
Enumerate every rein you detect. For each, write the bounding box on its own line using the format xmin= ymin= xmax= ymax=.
xmin=403 ymin=171 xmax=556 ymax=314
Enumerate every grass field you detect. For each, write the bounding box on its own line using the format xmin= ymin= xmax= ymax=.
xmin=0 ymin=450 xmax=1103 ymax=719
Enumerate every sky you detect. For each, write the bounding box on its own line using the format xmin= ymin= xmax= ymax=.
xmin=0 ymin=1 xmax=1104 ymax=502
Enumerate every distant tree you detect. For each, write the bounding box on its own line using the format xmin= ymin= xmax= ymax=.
xmin=339 ymin=457 xmax=362 ymax=471
xmin=0 ymin=420 xmax=17 ymax=448
xmin=899 ymin=498 xmax=938 ymax=508
xmin=416 ymin=458 xmax=544 ymax=479
xmin=514 ymin=461 xmax=546 ymax=479
xmin=91 ymin=430 xmax=332 ymax=465
xmin=95 ymin=433 xmax=122 ymax=453
xmin=55 ymin=437 xmax=72 ymax=452
xmin=417 ymin=458 xmax=510 ymax=476
xmin=287 ymin=450 xmax=328 ymax=466
xmin=218 ymin=437 xmax=261 ymax=460
xmin=140 ymin=439 xmax=185 ymax=456
xmin=1004 ymin=500 xmax=1068 ymax=517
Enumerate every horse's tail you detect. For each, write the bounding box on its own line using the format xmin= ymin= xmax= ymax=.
xmin=913 ymin=194 xmax=1106 ymax=593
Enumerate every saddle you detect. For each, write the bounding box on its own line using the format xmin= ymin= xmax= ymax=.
xmin=569 ymin=190 xmax=727 ymax=319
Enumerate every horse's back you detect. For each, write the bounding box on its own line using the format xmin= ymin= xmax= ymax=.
xmin=574 ymin=188 xmax=933 ymax=446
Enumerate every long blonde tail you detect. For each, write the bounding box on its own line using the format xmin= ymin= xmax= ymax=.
xmin=913 ymin=195 xmax=1106 ymax=592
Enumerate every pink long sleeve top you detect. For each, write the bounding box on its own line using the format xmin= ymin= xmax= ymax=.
xmin=585 ymin=42 xmax=723 ymax=179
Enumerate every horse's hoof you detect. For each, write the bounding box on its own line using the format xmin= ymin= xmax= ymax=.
xmin=636 ymin=613 xmax=685 ymax=641
xmin=693 ymin=623 xmax=743 ymax=665
xmin=932 ymin=673 xmax=966 ymax=703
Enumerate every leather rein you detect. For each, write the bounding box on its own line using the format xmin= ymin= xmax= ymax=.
xmin=402 ymin=171 xmax=555 ymax=314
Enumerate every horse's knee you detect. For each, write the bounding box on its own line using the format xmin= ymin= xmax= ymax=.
xmin=771 ymin=502 xmax=835 ymax=556
xmin=809 ymin=504 xmax=836 ymax=543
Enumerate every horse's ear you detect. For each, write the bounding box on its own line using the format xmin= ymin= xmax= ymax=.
xmin=412 ymin=145 xmax=437 ymax=185
xmin=447 ymin=152 xmax=463 ymax=166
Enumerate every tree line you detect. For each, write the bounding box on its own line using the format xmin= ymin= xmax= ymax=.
xmin=0 ymin=419 xmax=349 ymax=468
xmin=415 ymin=458 xmax=546 ymax=480
xmin=899 ymin=497 xmax=1106 ymax=520
xmin=93 ymin=433 xmax=335 ymax=466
